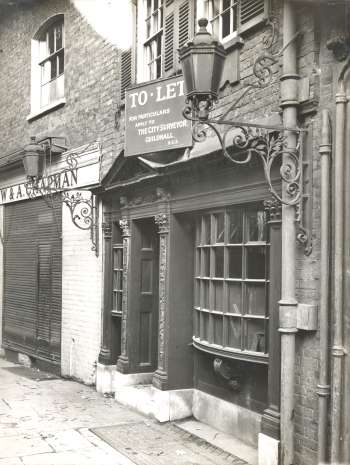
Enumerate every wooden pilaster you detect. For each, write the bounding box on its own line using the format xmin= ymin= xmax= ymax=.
xmin=152 ymin=212 xmax=170 ymax=390
xmin=116 ymin=216 xmax=132 ymax=373
xmin=98 ymin=212 xmax=113 ymax=365
xmin=261 ymin=198 xmax=282 ymax=439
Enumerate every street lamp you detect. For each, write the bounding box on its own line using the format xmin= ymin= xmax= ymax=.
xmin=22 ymin=136 xmax=44 ymax=180
xmin=179 ymin=18 xmax=311 ymax=253
xmin=179 ymin=18 xmax=226 ymax=120
xmin=21 ymin=136 xmax=99 ymax=255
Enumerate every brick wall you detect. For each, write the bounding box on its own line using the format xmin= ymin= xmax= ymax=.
xmin=0 ymin=0 xmax=121 ymax=383
xmin=0 ymin=0 xmax=121 ymax=173
xmin=61 ymin=193 xmax=102 ymax=384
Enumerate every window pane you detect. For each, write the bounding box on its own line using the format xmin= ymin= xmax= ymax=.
xmin=51 ymin=56 xmax=57 ymax=79
xmin=201 ymin=280 xmax=209 ymax=309
xmin=116 ymin=292 xmax=122 ymax=312
xmin=156 ymin=57 xmax=161 ymax=79
xmin=56 ymin=74 xmax=64 ymax=99
xmin=202 ymin=248 xmax=210 ymax=277
xmin=214 ymin=212 xmax=224 ymax=243
xmin=56 ymin=23 xmax=63 ymax=50
xmin=194 ymin=279 xmax=200 ymax=307
xmin=222 ymin=0 xmax=231 ymax=11
xmin=200 ymin=312 xmax=209 ymax=341
xmin=213 ymin=316 xmax=223 ymax=345
xmin=246 ymin=246 xmax=266 ymax=279
xmin=113 ymin=271 xmax=122 ymax=291
xmin=58 ymin=52 xmax=64 ymax=75
xmin=228 ymin=247 xmax=242 ymax=278
xmin=246 ymin=283 xmax=266 ymax=315
xmin=228 ymin=209 xmax=242 ymax=243
xmin=246 ymin=319 xmax=266 ymax=352
xmin=42 ymin=61 xmax=51 ymax=84
xmin=146 ymin=18 xmax=151 ymax=38
xmin=227 ymin=282 xmax=242 ymax=313
xmin=48 ymin=28 xmax=55 ymax=54
xmin=247 ymin=209 xmax=266 ymax=242
xmin=213 ymin=282 xmax=223 ymax=312
xmin=195 ymin=220 xmax=201 ymax=246
xmin=194 ymin=309 xmax=199 ymax=337
xmin=222 ymin=10 xmax=230 ymax=37
xmin=203 ymin=215 xmax=211 ymax=244
xmin=228 ymin=318 xmax=241 ymax=349
xmin=214 ymin=247 xmax=224 ymax=277
xmin=114 ymin=248 xmax=123 ymax=269
xmin=147 ymin=0 xmax=152 ymax=17
xmin=157 ymin=34 xmax=162 ymax=55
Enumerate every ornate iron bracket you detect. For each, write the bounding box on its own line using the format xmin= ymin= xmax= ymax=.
xmin=24 ymin=151 xmax=99 ymax=256
xmin=213 ymin=358 xmax=241 ymax=391
xmin=62 ymin=191 xmax=99 ymax=256
xmin=183 ymin=19 xmax=311 ymax=254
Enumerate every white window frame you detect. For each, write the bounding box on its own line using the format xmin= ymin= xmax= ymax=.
xmin=28 ymin=14 xmax=65 ymax=121
xmin=144 ymin=0 xmax=163 ymax=81
xmin=209 ymin=0 xmax=238 ymax=43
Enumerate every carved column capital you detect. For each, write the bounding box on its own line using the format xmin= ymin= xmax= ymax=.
xmin=119 ymin=217 xmax=130 ymax=237
xmin=155 ymin=213 xmax=169 ymax=234
xmin=264 ymin=198 xmax=282 ymax=224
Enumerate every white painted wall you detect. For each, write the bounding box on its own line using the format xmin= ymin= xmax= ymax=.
xmin=61 ymin=192 xmax=102 ymax=384
xmin=0 ymin=205 xmax=4 ymax=353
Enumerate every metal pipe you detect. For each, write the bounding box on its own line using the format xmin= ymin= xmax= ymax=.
xmin=330 ymin=59 xmax=349 ymax=464
xmin=279 ymin=2 xmax=299 ymax=464
xmin=317 ymin=110 xmax=332 ymax=464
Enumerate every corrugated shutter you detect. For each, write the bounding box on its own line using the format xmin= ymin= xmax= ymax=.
xmin=163 ymin=0 xmax=194 ymax=77
xmin=121 ymin=48 xmax=132 ymax=100
xmin=240 ymin=0 xmax=267 ymax=33
xmin=3 ymin=197 xmax=62 ymax=364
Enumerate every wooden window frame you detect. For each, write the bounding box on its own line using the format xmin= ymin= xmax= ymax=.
xmin=111 ymin=222 xmax=124 ymax=318
xmin=207 ymin=0 xmax=268 ymax=44
xmin=144 ymin=0 xmax=164 ymax=81
xmin=193 ymin=204 xmax=270 ymax=364
xmin=28 ymin=14 xmax=65 ymax=120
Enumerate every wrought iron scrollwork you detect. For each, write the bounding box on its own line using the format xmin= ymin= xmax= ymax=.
xmin=183 ymin=16 xmax=310 ymax=253
xmin=62 ymin=192 xmax=99 ymax=256
xmin=24 ymin=152 xmax=99 ymax=255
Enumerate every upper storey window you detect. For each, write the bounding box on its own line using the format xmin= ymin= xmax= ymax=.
xmin=29 ymin=15 xmax=65 ymax=119
xmin=144 ymin=0 xmax=163 ymax=81
xmin=207 ymin=0 xmax=267 ymax=43
xmin=135 ymin=0 xmax=193 ymax=84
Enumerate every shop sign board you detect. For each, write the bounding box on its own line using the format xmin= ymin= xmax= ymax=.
xmin=125 ymin=75 xmax=192 ymax=157
xmin=0 ymin=144 xmax=101 ymax=205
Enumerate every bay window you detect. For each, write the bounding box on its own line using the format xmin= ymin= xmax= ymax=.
xmin=193 ymin=204 xmax=269 ymax=363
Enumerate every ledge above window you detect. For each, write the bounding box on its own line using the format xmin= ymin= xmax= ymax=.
xmin=27 ymin=97 xmax=66 ymax=122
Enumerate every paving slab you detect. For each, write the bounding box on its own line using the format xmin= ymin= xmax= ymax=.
xmin=0 ymin=434 xmax=53 ymax=458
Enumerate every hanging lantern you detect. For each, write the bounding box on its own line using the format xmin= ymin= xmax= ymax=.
xmin=22 ymin=136 xmax=44 ymax=179
xmin=179 ymin=18 xmax=226 ymax=118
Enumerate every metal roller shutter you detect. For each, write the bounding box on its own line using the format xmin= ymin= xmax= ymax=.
xmin=3 ymin=196 xmax=62 ymax=365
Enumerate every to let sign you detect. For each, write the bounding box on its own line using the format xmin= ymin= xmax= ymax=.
xmin=125 ymin=75 xmax=192 ymax=157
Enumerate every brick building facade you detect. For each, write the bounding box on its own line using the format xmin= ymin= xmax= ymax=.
xmin=1 ymin=1 xmax=350 ymax=465
xmin=0 ymin=0 xmax=120 ymax=383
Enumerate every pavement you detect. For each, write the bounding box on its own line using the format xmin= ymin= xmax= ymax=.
xmin=0 ymin=357 xmax=255 ymax=465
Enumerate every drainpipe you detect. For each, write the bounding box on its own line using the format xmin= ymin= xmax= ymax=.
xmin=317 ymin=110 xmax=332 ymax=464
xmin=279 ymin=1 xmax=299 ymax=464
xmin=330 ymin=58 xmax=349 ymax=464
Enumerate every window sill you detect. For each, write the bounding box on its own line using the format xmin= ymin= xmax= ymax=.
xmin=27 ymin=98 xmax=66 ymax=122
xmin=222 ymin=36 xmax=244 ymax=53
xmin=193 ymin=337 xmax=269 ymax=365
